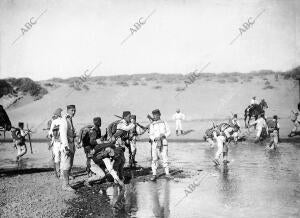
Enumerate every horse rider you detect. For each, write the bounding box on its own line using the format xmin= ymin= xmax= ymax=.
xmin=247 ymin=96 xmax=259 ymax=112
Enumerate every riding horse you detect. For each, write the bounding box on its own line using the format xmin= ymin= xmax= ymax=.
xmin=244 ymin=99 xmax=268 ymax=127
xmin=0 ymin=105 xmax=12 ymax=140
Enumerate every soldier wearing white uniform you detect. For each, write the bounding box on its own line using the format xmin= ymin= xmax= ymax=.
xmin=250 ymin=96 xmax=258 ymax=105
xmin=59 ymin=105 xmax=77 ymax=192
xmin=149 ymin=109 xmax=172 ymax=181
xmin=172 ymin=109 xmax=185 ymax=135
xmin=212 ymin=129 xmax=229 ymax=166
xmin=250 ymin=114 xmax=268 ymax=142
xmin=288 ymin=103 xmax=300 ymax=137
xmin=48 ymin=108 xmax=63 ymax=178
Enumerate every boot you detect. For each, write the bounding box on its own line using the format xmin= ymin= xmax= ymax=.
xmin=62 ymin=170 xmax=75 ymax=192
xmin=54 ymin=162 xmax=60 ymax=178
xmin=176 ymin=130 xmax=179 ymax=136
xmin=150 ymin=175 xmax=157 ymax=181
xmin=181 ymin=130 xmax=184 ymax=135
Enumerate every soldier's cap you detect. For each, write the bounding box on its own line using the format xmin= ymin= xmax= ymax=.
xmin=131 ymin=115 xmax=136 ymax=120
xmin=176 ymin=108 xmax=180 ymax=112
xmin=122 ymin=111 xmax=131 ymax=118
xmin=233 ymin=114 xmax=237 ymax=118
xmin=67 ymin=105 xmax=76 ymax=110
xmin=152 ymin=109 xmax=161 ymax=115
xmin=253 ymin=96 xmax=256 ymax=99
xmin=18 ymin=122 xmax=24 ymax=127
xmin=93 ymin=117 xmax=101 ymax=126
xmin=273 ymin=115 xmax=279 ymax=120
xmin=53 ymin=108 xmax=63 ymax=116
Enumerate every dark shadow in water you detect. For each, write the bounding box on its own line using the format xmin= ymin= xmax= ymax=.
xmin=111 ymin=174 xmax=138 ymax=217
xmin=215 ymin=165 xmax=240 ymax=206
xmin=149 ymin=180 xmax=170 ymax=218
xmin=182 ymin=129 xmax=194 ymax=136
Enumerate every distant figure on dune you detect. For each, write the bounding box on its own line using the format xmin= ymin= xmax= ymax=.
xmin=172 ymin=109 xmax=185 ymax=136
xmin=288 ymin=103 xmax=300 ymax=137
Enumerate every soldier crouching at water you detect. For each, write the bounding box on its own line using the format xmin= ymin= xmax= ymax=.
xmin=111 ymin=111 xmax=135 ymax=181
xmin=11 ymin=122 xmax=29 ymax=162
xmin=83 ymin=117 xmax=124 ymax=187
xmin=149 ymin=109 xmax=172 ymax=181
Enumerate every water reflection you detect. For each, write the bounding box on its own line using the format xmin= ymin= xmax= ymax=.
xmin=149 ymin=180 xmax=170 ymax=218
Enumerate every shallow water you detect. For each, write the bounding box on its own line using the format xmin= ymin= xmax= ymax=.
xmin=1 ymin=137 xmax=300 ymax=217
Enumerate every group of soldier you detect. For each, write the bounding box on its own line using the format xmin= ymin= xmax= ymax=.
xmin=46 ymin=105 xmax=173 ymax=192
xmin=203 ymin=96 xmax=282 ymax=166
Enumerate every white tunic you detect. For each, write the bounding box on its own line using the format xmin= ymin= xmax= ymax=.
xmin=149 ymin=120 xmax=171 ymax=141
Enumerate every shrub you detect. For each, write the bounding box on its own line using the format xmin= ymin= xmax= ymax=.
xmin=176 ymin=87 xmax=185 ymax=92
xmin=141 ymin=82 xmax=147 ymax=86
xmin=153 ymin=85 xmax=162 ymax=89
xmin=132 ymin=82 xmax=139 ymax=86
xmin=228 ymin=77 xmax=239 ymax=83
xmin=116 ymin=81 xmax=129 ymax=87
xmin=263 ymin=85 xmax=275 ymax=90
xmin=217 ymin=79 xmax=226 ymax=84
xmin=44 ymin=83 xmax=54 ymax=87
xmin=97 ymin=81 xmax=106 ymax=86
xmin=0 ymin=80 xmax=14 ymax=98
xmin=6 ymin=78 xmax=48 ymax=97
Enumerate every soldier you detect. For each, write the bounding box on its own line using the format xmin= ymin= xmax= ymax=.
xmin=48 ymin=108 xmax=63 ymax=178
xmin=172 ymin=109 xmax=185 ymax=136
xmin=250 ymin=113 xmax=268 ymax=142
xmin=11 ymin=122 xmax=29 ymax=161
xmin=212 ymin=128 xmax=229 ymax=166
xmin=83 ymin=117 xmax=124 ymax=187
xmin=267 ymin=115 xmax=280 ymax=150
xmin=59 ymin=105 xmax=77 ymax=192
xmin=128 ymin=115 xmax=146 ymax=167
xmin=149 ymin=109 xmax=172 ymax=181
xmin=110 ymin=111 xmax=135 ymax=181
xmin=288 ymin=103 xmax=300 ymax=137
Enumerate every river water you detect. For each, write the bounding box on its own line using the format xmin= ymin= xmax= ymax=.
xmin=0 ymin=126 xmax=300 ymax=217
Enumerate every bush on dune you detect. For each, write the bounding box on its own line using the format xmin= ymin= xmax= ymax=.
xmin=116 ymin=81 xmax=129 ymax=87
xmin=153 ymin=85 xmax=162 ymax=89
xmin=0 ymin=80 xmax=14 ymax=98
xmin=217 ymin=79 xmax=226 ymax=84
xmin=6 ymin=77 xmax=48 ymax=98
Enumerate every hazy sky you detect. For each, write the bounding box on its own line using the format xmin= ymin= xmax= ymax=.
xmin=0 ymin=0 xmax=299 ymax=80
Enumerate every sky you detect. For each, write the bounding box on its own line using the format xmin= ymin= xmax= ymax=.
xmin=0 ymin=0 xmax=299 ymax=80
